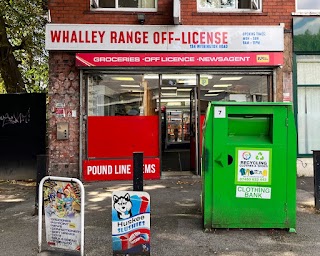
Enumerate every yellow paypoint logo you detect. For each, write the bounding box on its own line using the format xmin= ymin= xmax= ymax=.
xmin=257 ymin=55 xmax=269 ymax=63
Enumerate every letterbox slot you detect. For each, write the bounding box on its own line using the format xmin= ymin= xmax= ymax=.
xmin=227 ymin=114 xmax=273 ymax=143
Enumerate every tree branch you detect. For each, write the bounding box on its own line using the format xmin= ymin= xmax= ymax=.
xmin=12 ymin=39 xmax=27 ymax=51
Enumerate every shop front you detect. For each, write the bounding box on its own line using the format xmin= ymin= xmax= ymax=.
xmin=46 ymin=24 xmax=284 ymax=181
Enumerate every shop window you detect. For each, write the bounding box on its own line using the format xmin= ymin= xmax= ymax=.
xmin=199 ymin=74 xmax=269 ymax=104
xmin=197 ymin=0 xmax=261 ymax=12
xmin=295 ymin=0 xmax=320 ymax=14
xmin=87 ymin=74 xmax=159 ymax=116
xmin=297 ymin=87 xmax=320 ymax=154
xmin=91 ymin=0 xmax=156 ymax=11
xmin=296 ymin=55 xmax=320 ymax=155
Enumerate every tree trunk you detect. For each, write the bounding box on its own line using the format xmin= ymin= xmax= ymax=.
xmin=0 ymin=16 xmax=25 ymax=93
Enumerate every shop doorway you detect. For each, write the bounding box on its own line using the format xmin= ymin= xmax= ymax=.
xmin=159 ymin=73 xmax=273 ymax=174
xmin=159 ymin=74 xmax=197 ymax=173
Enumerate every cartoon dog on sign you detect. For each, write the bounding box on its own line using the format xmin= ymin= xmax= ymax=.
xmin=113 ymin=193 xmax=132 ymax=219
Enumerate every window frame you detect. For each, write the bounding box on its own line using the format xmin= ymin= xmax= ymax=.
xmin=197 ymin=0 xmax=262 ymax=13
xmin=91 ymin=0 xmax=158 ymax=12
xmin=294 ymin=54 xmax=320 ymax=156
xmin=86 ymin=73 xmax=160 ymax=117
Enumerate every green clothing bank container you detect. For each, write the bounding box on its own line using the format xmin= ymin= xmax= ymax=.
xmin=201 ymin=102 xmax=297 ymax=232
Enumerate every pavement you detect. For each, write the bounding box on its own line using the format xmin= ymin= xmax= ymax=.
xmin=0 ymin=173 xmax=319 ymax=256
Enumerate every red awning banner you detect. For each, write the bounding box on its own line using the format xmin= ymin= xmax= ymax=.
xmin=76 ymin=52 xmax=283 ymax=67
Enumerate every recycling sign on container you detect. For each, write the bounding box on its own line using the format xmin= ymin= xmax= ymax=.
xmin=235 ymin=148 xmax=272 ymax=185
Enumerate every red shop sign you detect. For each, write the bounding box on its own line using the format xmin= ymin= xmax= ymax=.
xmin=83 ymin=158 xmax=160 ymax=181
xmin=76 ymin=52 xmax=283 ymax=67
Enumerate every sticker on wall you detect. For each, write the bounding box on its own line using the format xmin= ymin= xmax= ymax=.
xmin=112 ymin=191 xmax=150 ymax=256
xmin=55 ymin=103 xmax=65 ymax=118
xmin=235 ymin=148 xmax=272 ymax=184
xmin=236 ymin=186 xmax=271 ymax=199
xmin=214 ymin=106 xmax=226 ymax=118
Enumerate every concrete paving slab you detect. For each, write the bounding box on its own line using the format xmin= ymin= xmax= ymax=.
xmin=0 ymin=175 xmax=319 ymax=256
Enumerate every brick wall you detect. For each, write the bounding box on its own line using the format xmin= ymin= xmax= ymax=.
xmin=47 ymin=52 xmax=80 ymax=178
xmin=48 ymin=0 xmax=295 ymax=30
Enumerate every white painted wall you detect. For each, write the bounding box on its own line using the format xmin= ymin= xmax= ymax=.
xmin=297 ymin=158 xmax=314 ymax=177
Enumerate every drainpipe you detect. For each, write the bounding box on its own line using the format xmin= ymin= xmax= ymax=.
xmin=79 ymin=70 xmax=83 ymax=180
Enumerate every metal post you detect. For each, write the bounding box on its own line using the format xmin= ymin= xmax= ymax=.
xmin=313 ymin=150 xmax=320 ymax=210
xmin=133 ymin=152 xmax=143 ymax=191
xmin=35 ymin=154 xmax=47 ymax=213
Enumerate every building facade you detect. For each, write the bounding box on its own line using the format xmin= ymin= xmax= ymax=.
xmin=46 ymin=0 xmax=302 ymax=180
xmin=293 ymin=15 xmax=320 ymax=176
